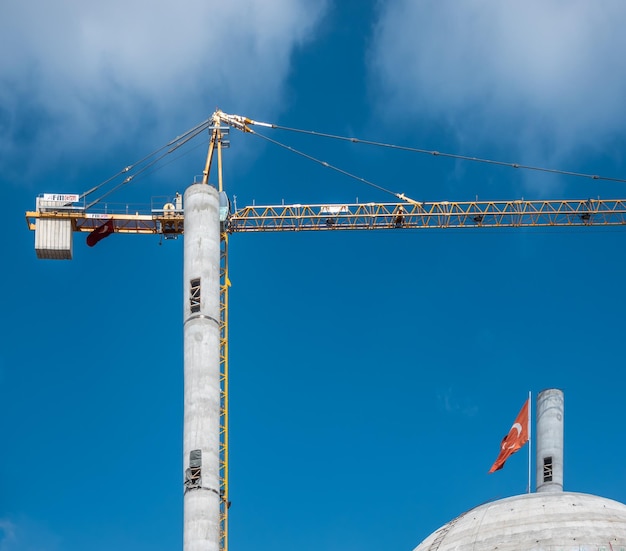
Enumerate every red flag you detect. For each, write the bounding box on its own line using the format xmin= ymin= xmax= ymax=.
xmin=86 ymin=219 xmax=115 ymax=247
xmin=488 ymin=399 xmax=529 ymax=473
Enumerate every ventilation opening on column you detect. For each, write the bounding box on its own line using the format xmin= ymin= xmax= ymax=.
xmin=184 ymin=449 xmax=202 ymax=491
xmin=543 ymin=456 xmax=553 ymax=482
xmin=190 ymin=278 xmax=201 ymax=313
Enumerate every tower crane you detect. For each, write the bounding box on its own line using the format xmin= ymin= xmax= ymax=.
xmin=24 ymin=110 xmax=626 ymax=551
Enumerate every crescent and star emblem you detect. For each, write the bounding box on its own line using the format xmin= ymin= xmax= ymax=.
xmin=502 ymin=422 xmax=523 ymax=450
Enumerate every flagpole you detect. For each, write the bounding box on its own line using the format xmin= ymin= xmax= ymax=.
xmin=527 ymin=390 xmax=532 ymax=493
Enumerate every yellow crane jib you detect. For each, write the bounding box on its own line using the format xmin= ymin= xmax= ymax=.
xmin=26 ymin=196 xmax=626 ymax=257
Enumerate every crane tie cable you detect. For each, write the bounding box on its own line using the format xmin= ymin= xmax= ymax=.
xmin=84 ymin=118 xmax=212 ymax=209
xmin=250 ymin=122 xmax=626 ymax=185
xmin=248 ymin=128 xmax=405 ymax=201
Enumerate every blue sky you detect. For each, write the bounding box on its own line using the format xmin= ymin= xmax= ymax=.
xmin=3 ymin=1 xmax=626 ymax=550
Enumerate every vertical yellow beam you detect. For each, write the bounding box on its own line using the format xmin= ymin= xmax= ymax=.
xmin=217 ymin=119 xmax=224 ymax=193
xmin=202 ymin=112 xmax=221 ymax=186
xmin=217 ymin=110 xmax=228 ymax=550
xmin=219 ymin=231 xmax=230 ymax=551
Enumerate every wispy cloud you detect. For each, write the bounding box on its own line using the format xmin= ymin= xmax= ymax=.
xmin=369 ymin=1 xmax=626 ymax=170
xmin=438 ymin=388 xmax=479 ymax=417
xmin=0 ymin=517 xmax=60 ymax=551
xmin=0 ymin=520 xmax=16 ymax=549
xmin=0 ymin=0 xmax=327 ymax=175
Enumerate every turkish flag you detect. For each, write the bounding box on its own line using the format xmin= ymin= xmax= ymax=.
xmin=488 ymin=399 xmax=529 ymax=473
xmin=86 ymin=219 xmax=115 ymax=247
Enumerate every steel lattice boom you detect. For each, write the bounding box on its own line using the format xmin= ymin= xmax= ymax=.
xmin=227 ymin=198 xmax=626 ymax=232
xmin=26 ymin=197 xmax=626 ymax=238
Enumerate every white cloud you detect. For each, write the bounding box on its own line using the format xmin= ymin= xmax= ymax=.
xmin=0 ymin=0 xmax=327 ymax=175
xmin=0 ymin=518 xmax=60 ymax=551
xmin=0 ymin=520 xmax=16 ymax=549
xmin=437 ymin=387 xmax=478 ymax=417
xmin=370 ymin=1 xmax=626 ymax=165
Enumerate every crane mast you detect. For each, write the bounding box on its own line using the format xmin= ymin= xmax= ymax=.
xmin=24 ymin=110 xmax=626 ymax=551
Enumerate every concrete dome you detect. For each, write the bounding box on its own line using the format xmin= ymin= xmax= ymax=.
xmin=414 ymin=492 xmax=626 ymax=551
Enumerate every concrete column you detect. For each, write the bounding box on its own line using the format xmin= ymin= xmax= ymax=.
xmin=535 ymin=388 xmax=564 ymax=493
xmin=183 ymin=184 xmax=221 ymax=551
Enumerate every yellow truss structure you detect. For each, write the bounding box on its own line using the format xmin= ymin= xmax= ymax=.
xmin=228 ymin=198 xmax=626 ymax=231
xmin=219 ymin=231 xmax=230 ymax=551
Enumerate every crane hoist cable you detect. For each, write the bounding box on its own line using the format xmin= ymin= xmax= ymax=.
xmin=225 ymin=114 xmax=626 ymax=185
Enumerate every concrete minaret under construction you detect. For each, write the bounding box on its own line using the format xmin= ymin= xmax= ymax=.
xmin=535 ymin=388 xmax=564 ymax=494
xmin=182 ymin=184 xmax=221 ymax=551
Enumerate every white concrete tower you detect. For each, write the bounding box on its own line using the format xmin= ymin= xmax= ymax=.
xmin=183 ymin=183 xmax=221 ymax=551
xmin=535 ymin=388 xmax=564 ymax=493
